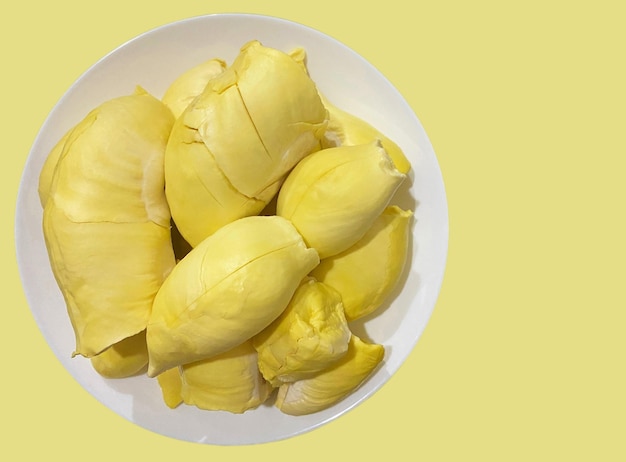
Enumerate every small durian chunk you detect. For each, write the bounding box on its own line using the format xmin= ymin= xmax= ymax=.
xmin=319 ymin=93 xmax=411 ymax=174
xmin=253 ymin=277 xmax=351 ymax=387
xmin=180 ymin=341 xmax=273 ymax=414
xmin=156 ymin=367 xmax=184 ymax=409
xmin=311 ymin=206 xmax=412 ymax=321
xmin=275 ymin=335 xmax=384 ymax=415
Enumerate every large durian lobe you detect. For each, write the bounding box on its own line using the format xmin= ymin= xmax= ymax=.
xmin=276 ymin=141 xmax=406 ymax=259
xmin=164 ymin=40 xmax=328 ymax=247
xmin=41 ymin=87 xmax=176 ymax=358
xmin=146 ymin=215 xmax=320 ymax=377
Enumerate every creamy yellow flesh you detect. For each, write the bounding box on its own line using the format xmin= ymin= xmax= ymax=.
xmin=41 ymin=88 xmax=176 ymax=358
xmin=146 ymin=215 xmax=319 ymax=377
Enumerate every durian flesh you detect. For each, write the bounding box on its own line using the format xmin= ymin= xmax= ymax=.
xmin=311 ymin=205 xmax=413 ymax=321
xmin=179 ymin=340 xmax=273 ymax=414
xmin=146 ymin=215 xmax=320 ymax=377
xmin=275 ymin=335 xmax=385 ymax=416
xmin=277 ymin=141 xmax=406 ymax=259
xmin=165 ymin=40 xmax=328 ymax=247
xmin=319 ymin=93 xmax=412 ymax=174
xmin=41 ymin=88 xmax=176 ymax=358
xmin=253 ymin=277 xmax=351 ymax=387
xmin=90 ymin=330 xmax=148 ymax=378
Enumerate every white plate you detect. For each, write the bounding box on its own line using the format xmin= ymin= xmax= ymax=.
xmin=15 ymin=13 xmax=448 ymax=445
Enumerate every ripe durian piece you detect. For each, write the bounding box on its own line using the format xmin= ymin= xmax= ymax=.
xmin=179 ymin=340 xmax=273 ymax=414
xmin=146 ymin=215 xmax=320 ymax=377
xmin=165 ymin=40 xmax=328 ymax=246
xmin=320 ymin=93 xmax=411 ymax=174
xmin=162 ymin=58 xmax=227 ymax=118
xmin=311 ymin=206 xmax=413 ymax=321
xmin=90 ymin=330 xmax=148 ymax=378
xmin=253 ymin=277 xmax=351 ymax=387
xmin=275 ymin=335 xmax=384 ymax=415
xmin=163 ymin=115 xmax=279 ymax=247
xmin=41 ymin=87 xmax=176 ymax=358
xmin=156 ymin=367 xmax=184 ymax=409
xmin=276 ymin=141 xmax=406 ymax=259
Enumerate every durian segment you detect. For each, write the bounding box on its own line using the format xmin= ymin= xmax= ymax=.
xmin=275 ymin=335 xmax=384 ymax=416
xmin=180 ymin=340 xmax=273 ymax=414
xmin=90 ymin=330 xmax=148 ymax=378
xmin=215 ymin=40 xmax=327 ymax=197
xmin=164 ymin=115 xmax=276 ymax=247
xmin=162 ymin=58 xmax=227 ymax=118
xmin=41 ymin=89 xmax=176 ymax=357
xmin=146 ymin=215 xmax=320 ymax=377
xmin=276 ymin=141 xmax=406 ymax=259
xmin=164 ymin=40 xmax=324 ymax=246
xmin=253 ymin=277 xmax=351 ymax=387
xmin=311 ymin=206 xmax=413 ymax=321
xmin=319 ymin=93 xmax=411 ymax=174
xmin=156 ymin=367 xmax=184 ymax=409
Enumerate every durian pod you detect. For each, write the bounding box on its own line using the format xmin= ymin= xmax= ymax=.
xmin=179 ymin=340 xmax=273 ymax=414
xmin=252 ymin=277 xmax=351 ymax=387
xmin=162 ymin=58 xmax=227 ymax=118
xmin=276 ymin=141 xmax=406 ymax=259
xmin=165 ymin=40 xmax=328 ymax=246
xmin=41 ymin=88 xmax=176 ymax=357
xmin=146 ymin=215 xmax=320 ymax=377
xmin=156 ymin=367 xmax=184 ymax=409
xmin=311 ymin=206 xmax=413 ymax=321
xmin=206 ymin=40 xmax=328 ymax=197
xmin=164 ymin=116 xmax=278 ymax=247
xmin=90 ymin=330 xmax=148 ymax=378
xmin=275 ymin=335 xmax=384 ymax=415
xmin=319 ymin=93 xmax=411 ymax=174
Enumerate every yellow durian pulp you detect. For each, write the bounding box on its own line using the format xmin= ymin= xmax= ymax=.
xmin=165 ymin=40 xmax=328 ymax=247
xmin=156 ymin=367 xmax=184 ymax=409
xmin=319 ymin=93 xmax=411 ymax=174
xmin=161 ymin=58 xmax=226 ymax=118
xmin=253 ymin=277 xmax=351 ymax=387
xmin=146 ymin=215 xmax=320 ymax=377
xmin=275 ymin=335 xmax=384 ymax=416
xmin=311 ymin=206 xmax=413 ymax=321
xmin=163 ymin=115 xmax=277 ymax=247
xmin=276 ymin=141 xmax=406 ymax=259
xmin=90 ymin=330 xmax=148 ymax=378
xmin=179 ymin=340 xmax=273 ymax=414
xmin=41 ymin=88 xmax=176 ymax=358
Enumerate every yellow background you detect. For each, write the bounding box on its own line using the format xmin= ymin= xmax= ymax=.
xmin=3 ymin=0 xmax=625 ymax=460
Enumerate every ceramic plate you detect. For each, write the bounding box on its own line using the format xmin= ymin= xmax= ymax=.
xmin=15 ymin=13 xmax=448 ymax=445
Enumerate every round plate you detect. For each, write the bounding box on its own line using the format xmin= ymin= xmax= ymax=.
xmin=15 ymin=13 xmax=448 ymax=445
